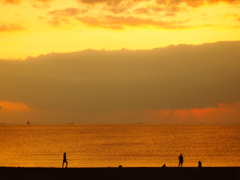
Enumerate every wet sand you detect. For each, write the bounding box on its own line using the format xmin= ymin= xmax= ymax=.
xmin=0 ymin=167 xmax=239 ymax=180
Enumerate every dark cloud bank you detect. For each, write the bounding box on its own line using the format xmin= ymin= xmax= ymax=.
xmin=1 ymin=41 xmax=240 ymax=112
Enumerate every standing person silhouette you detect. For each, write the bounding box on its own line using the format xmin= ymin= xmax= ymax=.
xmin=62 ymin=152 xmax=68 ymax=168
xmin=198 ymin=161 xmax=202 ymax=168
xmin=178 ymin=154 xmax=184 ymax=167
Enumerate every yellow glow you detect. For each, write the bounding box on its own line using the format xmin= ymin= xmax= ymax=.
xmin=0 ymin=1 xmax=240 ymax=59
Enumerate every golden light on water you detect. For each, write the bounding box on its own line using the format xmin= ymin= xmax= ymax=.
xmin=0 ymin=124 xmax=239 ymax=167
xmin=1 ymin=0 xmax=240 ymax=124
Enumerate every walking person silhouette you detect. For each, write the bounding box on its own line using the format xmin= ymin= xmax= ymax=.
xmin=178 ymin=154 xmax=184 ymax=167
xmin=62 ymin=152 xmax=68 ymax=168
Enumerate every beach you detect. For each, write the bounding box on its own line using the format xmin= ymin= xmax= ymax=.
xmin=0 ymin=167 xmax=239 ymax=180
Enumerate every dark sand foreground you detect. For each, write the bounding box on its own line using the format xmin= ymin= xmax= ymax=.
xmin=0 ymin=167 xmax=239 ymax=180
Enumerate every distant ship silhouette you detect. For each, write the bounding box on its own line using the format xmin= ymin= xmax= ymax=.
xmin=27 ymin=121 xmax=30 ymax=124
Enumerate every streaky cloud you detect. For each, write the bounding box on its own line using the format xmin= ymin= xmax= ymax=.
xmin=2 ymin=0 xmax=240 ymax=6
xmin=48 ymin=7 xmax=81 ymax=16
xmin=0 ymin=22 xmax=25 ymax=32
xmin=1 ymin=0 xmax=52 ymax=4
xmin=76 ymin=15 xmax=188 ymax=29
xmin=77 ymin=0 xmax=240 ymax=6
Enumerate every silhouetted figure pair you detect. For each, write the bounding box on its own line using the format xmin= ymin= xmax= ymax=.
xmin=178 ymin=154 xmax=184 ymax=167
xmin=62 ymin=152 xmax=68 ymax=168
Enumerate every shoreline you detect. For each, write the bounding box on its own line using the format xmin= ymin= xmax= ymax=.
xmin=1 ymin=167 xmax=239 ymax=180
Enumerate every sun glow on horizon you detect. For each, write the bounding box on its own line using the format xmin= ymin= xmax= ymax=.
xmin=1 ymin=101 xmax=240 ymax=124
xmin=147 ymin=102 xmax=240 ymax=124
xmin=0 ymin=101 xmax=33 ymax=111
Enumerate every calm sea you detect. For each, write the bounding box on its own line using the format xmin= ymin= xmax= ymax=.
xmin=0 ymin=124 xmax=239 ymax=168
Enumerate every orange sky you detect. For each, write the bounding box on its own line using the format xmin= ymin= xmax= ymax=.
xmin=1 ymin=0 xmax=240 ymax=124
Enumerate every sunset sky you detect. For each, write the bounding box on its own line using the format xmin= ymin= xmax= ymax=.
xmin=0 ymin=0 xmax=240 ymax=124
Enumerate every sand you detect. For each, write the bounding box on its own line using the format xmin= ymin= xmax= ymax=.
xmin=0 ymin=167 xmax=239 ymax=180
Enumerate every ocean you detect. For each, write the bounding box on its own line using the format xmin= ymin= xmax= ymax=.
xmin=0 ymin=124 xmax=239 ymax=168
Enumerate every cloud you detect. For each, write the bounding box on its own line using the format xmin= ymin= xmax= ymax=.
xmin=76 ymin=0 xmax=240 ymax=6
xmin=47 ymin=7 xmax=88 ymax=27
xmin=40 ymin=0 xmax=238 ymax=29
xmin=164 ymin=12 xmax=176 ymax=17
xmin=48 ymin=8 xmax=82 ymax=16
xmin=0 ymin=23 xmax=25 ymax=32
xmin=48 ymin=16 xmax=70 ymax=26
xmin=104 ymin=1 xmax=133 ymax=14
xmin=77 ymin=15 xmax=188 ymax=29
xmin=102 ymin=15 xmax=185 ymax=28
xmin=1 ymin=0 xmax=22 ymax=4
xmin=2 ymin=0 xmax=240 ymax=6
xmin=36 ymin=0 xmax=52 ymax=2
xmin=3 ymin=0 xmax=238 ymax=30
xmin=134 ymin=8 xmax=150 ymax=15
xmin=76 ymin=0 xmax=124 ymax=5
xmin=156 ymin=0 xmax=240 ymax=7
xmin=1 ymin=0 xmax=52 ymax=4
xmin=0 ymin=0 xmax=54 ymax=8
xmin=1 ymin=41 xmax=240 ymax=113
